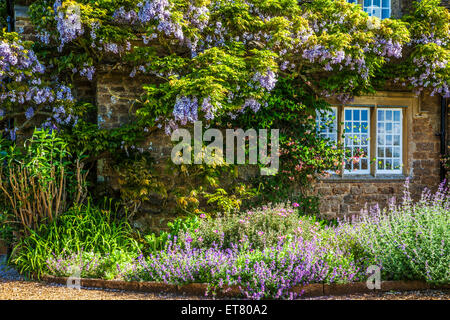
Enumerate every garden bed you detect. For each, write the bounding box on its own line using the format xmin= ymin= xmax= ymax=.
xmin=41 ymin=275 xmax=450 ymax=298
xmin=5 ymin=181 xmax=449 ymax=300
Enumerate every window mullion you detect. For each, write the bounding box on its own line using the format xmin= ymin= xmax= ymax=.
xmin=338 ymin=106 xmax=344 ymax=177
xmin=371 ymin=106 xmax=377 ymax=176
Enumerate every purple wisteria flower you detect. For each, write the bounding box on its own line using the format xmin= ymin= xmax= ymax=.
xmin=173 ymin=96 xmax=198 ymax=125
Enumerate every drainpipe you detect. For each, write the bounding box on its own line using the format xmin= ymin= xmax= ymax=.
xmin=4 ymin=0 xmax=14 ymax=132
xmin=6 ymin=0 xmax=14 ymax=32
xmin=4 ymin=0 xmax=15 ymax=261
xmin=440 ymin=95 xmax=448 ymax=182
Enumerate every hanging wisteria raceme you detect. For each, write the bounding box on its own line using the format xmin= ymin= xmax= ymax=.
xmin=200 ymin=96 xmax=217 ymax=121
xmin=0 ymin=38 xmax=45 ymax=82
xmin=252 ymin=69 xmax=277 ymax=92
xmin=137 ymin=0 xmax=184 ymax=41
xmin=53 ymin=0 xmax=85 ymax=52
xmin=112 ymin=7 xmax=140 ymax=25
xmin=0 ymin=32 xmax=79 ymax=140
xmin=172 ymin=96 xmax=198 ymax=126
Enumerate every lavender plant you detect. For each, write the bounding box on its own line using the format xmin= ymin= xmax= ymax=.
xmin=351 ymin=179 xmax=450 ymax=284
xmin=121 ymin=235 xmax=363 ymax=299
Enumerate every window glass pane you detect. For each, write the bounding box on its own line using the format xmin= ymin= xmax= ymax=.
xmin=344 ymin=108 xmax=370 ymax=173
xmin=393 ymin=147 xmax=400 ymax=157
xmin=345 ymin=109 xmax=352 ymax=120
xmin=361 ymin=111 xmax=368 ymax=121
xmin=316 ymin=108 xmax=338 ymax=146
xmin=361 ymin=122 xmax=368 ymax=133
xmin=376 ymin=108 xmax=402 ymax=173
xmin=386 ymin=110 xmax=392 ymax=120
xmin=386 ymin=122 xmax=392 ymax=133
xmin=382 ymin=0 xmax=390 ymax=7
xmin=382 ymin=9 xmax=390 ymax=19
xmin=393 ymin=159 xmax=400 ymax=169
xmin=386 ymin=135 xmax=392 ymax=145
xmin=386 ymin=147 xmax=392 ymax=157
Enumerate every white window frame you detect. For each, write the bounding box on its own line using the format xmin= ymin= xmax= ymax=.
xmin=343 ymin=107 xmax=371 ymax=175
xmin=376 ymin=108 xmax=403 ymax=174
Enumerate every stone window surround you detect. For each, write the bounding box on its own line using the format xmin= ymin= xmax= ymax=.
xmin=321 ymin=91 xmax=419 ymax=181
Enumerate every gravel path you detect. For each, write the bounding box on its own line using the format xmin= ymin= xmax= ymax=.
xmin=0 ymin=280 xmax=208 ymax=300
xmin=1 ymin=255 xmax=449 ymax=300
xmin=303 ymin=290 xmax=450 ymax=300
xmin=0 ymin=255 xmax=205 ymax=300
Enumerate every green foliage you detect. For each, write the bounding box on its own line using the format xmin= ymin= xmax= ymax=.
xmin=137 ymin=215 xmax=200 ymax=253
xmin=0 ymin=0 xmax=6 ymax=30
xmin=229 ymin=78 xmax=345 ymax=204
xmin=114 ymin=154 xmax=167 ymax=215
xmin=346 ymin=182 xmax=450 ymax=284
xmin=0 ymin=208 xmax=14 ymax=246
xmin=11 ymin=199 xmax=140 ymax=278
xmin=0 ymin=129 xmax=87 ymax=238
xmin=379 ymin=0 xmax=449 ymax=96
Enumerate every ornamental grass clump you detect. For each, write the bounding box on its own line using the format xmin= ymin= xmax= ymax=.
xmin=351 ymin=179 xmax=450 ymax=284
xmin=11 ymin=200 xmax=140 ymax=278
xmin=176 ymin=203 xmax=322 ymax=250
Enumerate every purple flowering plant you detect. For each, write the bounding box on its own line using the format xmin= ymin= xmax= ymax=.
xmin=21 ymin=0 xmax=448 ymax=132
xmin=0 ymin=31 xmax=79 ymax=140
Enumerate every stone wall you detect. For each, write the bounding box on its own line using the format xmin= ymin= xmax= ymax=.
xmin=11 ymin=2 xmax=450 ymax=232
xmin=95 ymin=69 xmax=446 ymax=228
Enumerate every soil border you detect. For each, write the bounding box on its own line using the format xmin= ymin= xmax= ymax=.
xmin=41 ymin=275 xmax=450 ymax=298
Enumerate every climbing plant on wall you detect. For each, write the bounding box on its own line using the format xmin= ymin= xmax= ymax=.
xmin=1 ymin=0 xmax=449 ymax=215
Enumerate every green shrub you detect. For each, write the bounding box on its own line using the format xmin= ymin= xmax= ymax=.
xmin=0 ymin=129 xmax=87 ymax=239
xmin=177 ymin=203 xmax=325 ymax=250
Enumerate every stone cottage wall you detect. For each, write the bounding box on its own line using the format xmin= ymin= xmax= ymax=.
xmin=10 ymin=2 xmax=450 ymax=232
xmin=95 ymin=70 xmax=446 ymax=228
